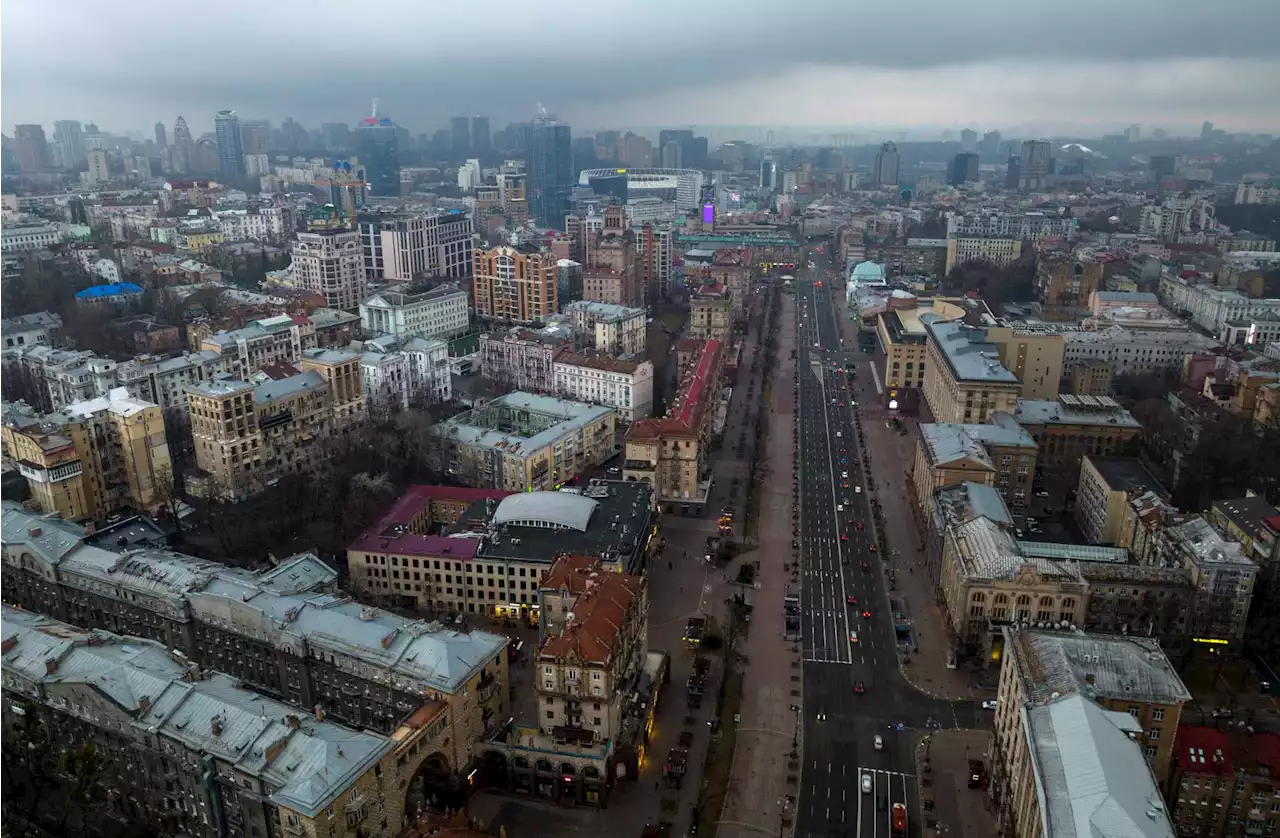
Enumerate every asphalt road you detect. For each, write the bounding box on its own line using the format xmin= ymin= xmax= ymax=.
xmin=791 ymin=260 xmax=982 ymax=838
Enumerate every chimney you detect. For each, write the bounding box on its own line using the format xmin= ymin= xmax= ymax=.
xmin=44 ymin=657 xmax=59 ymax=675
xmin=138 ymin=697 xmax=152 ymax=715
xmin=314 ymin=705 xmax=325 ymax=722
xmin=211 ymin=716 xmax=223 ymax=737
xmin=28 ymin=527 xmax=43 ymax=538
xmin=286 ymin=714 xmax=301 ymax=730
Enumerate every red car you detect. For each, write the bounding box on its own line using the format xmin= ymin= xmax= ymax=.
xmin=855 ymin=522 xmax=865 ymax=531
xmin=861 ymin=562 xmax=870 ymax=572
xmin=854 ymin=681 xmax=865 ymax=695
xmin=861 ymin=610 xmax=872 ymax=619
xmin=869 ymin=544 xmax=878 ymax=552
xmin=846 ymin=595 xmax=857 ymax=605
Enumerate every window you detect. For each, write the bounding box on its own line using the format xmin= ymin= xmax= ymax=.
xmin=1146 ymin=729 xmax=1161 ymax=741
xmin=1152 ymin=708 xmax=1165 ymax=721
xmin=1145 ymin=746 xmax=1158 ymax=758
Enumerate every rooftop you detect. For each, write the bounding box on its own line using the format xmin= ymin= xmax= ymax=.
xmin=254 ymin=370 xmax=327 ymax=405
xmin=348 ymin=485 xmax=514 ymax=557
xmin=1085 ymin=457 xmax=1169 ymax=498
xmin=2 ymin=502 xmax=508 ymax=695
xmin=1212 ymin=495 xmax=1280 ymax=540
xmin=75 ymin=282 xmax=144 ymax=299
xmin=476 ymin=480 xmax=654 ymax=570
xmin=1014 ymin=396 xmax=1141 ymax=429
xmin=1165 ymin=516 xmax=1255 ymax=569
xmin=1026 ymin=693 xmax=1175 ymax=838
xmin=1018 ymin=541 xmax=1131 ymax=564
xmin=563 ymin=300 xmax=646 ymax=323
xmin=1008 ymin=628 xmax=1192 ymax=706
xmin=922 ymin=315 xmax=1020 ymax=384
xmin=539 ymin=556 xmax=645 ymax=665
xmin=1094 ymin=291 xmax=1159 ymax=304
xmin=436 ymin=392 xmax=616 ymax=456
xmin=1 ymin=606 xmax=394 ymax=819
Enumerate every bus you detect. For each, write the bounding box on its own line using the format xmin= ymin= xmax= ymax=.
xmin=891 ymin=803 xmax=907 ymax=835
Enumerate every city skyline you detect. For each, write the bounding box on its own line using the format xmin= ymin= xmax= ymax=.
xmin=3 ymin=0 xmax=1279 ymax=136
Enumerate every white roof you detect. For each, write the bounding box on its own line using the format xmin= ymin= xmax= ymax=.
xmin=492 ymin=491 xmax=598 ymax=532
xmin=1026 ymin=693 xmax=1174 ymax=838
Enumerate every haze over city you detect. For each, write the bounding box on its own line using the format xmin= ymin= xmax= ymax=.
xmin=4 ymin=0 xmax=1280 ymax=135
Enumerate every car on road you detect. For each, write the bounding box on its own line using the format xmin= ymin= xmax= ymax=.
xmin=846 ymin=595 xmax=857 ymax=604
xmin=840 ymin=534 xmax=849 ymax=541
xmin=817 ymin=710 xmax=827 ymax=721
xmin=836 ymin=504 xmax=844 ymax=512
xmin=1034 ymin=490 xmax=1050 ymax=498
xmin=861 ymin=610 xmax=872 ymax=619
xmin=841 ymin=470 xmax=848 ymax=479
xmin=861 ymin=561 xmax=870 ymax=572
xmin=854 ymin=486 xmax=862 ymax=493
xmin=835 ymin=431 xmax=842 ymax=438
xmin=850 ymin=632 xmax=859 ymax=646
xmin=861 ymin=773 xmax=873 ymax=794
xmin=873 ymin=734 xmax=883 ymax=751
xmin=854 ymin=679 xmax=865 ymax=693
xmin=982 ymin=700 xmax=998 ymax=710
xmin=855 ymin=521 xmax=864 ymax=531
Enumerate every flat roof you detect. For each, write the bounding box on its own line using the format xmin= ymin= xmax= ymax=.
xmin=1085 ymin=457 xmax=1169 ymax=497
xmin=1212 ymin=495 xmax=1280 ymax=540
xmin=1008 ymin=628 xmax=1192 ymax=706
xmin=437 ymin=392 xmax=616 ymax=456
xmin=1014 ymin=397 xmax=1141 ymax=429
xmin=922 ymin=315 xmax=1020 ymax=384
xmin=1017 ymin=541 xmax=1131 ymax=564
xmin=476 ymin=480 xmax=653 ymax=570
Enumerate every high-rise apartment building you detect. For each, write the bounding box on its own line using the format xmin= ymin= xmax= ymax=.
xmin=13 ymin=124 xmax=51 ymax=173
xmin=760 ymin=157 xmax=777 ymax=191
xmin=949 ymin=152 xmax=979 ymax=185
xmin=1017 ymin=139 xmax=1052 ymax=191
xmin=291 ymin=227 xmax=367 ymax=310
xmin=153 ymin=121 xmax=167 ymax=147
xmin=172 ymin=115 xmax=192 ymax=173
xmin=86 ymin=149 xmax=110 ymax=183
xmin=362 ymin=210 xmax=475 ymax=282
xmin=874 ymin=141 xmax=899 ymax=186
xmin=52 ymin=120 xmax=84 ymax=168
xmin=213 ymin=109 xmax=244 ymax=177
xmin=660 ymin=140 xmax=682 ymax=168
xmin=470 ymin=115 xmax=491 ymax=155
xmin=472 ymin=243 xmax=559 ymax=323
xmin=355 ymin=115 xmax=400 ymax=197
xmin=450 ymin=116 xmax=471 ymax=157
xmin=981 ymin=130 xmax=1001 ymax=157
xmin=240 ymin=119 xmax=269 ymax=155
xmin=529 ymin=117 xmax=573 ymax=229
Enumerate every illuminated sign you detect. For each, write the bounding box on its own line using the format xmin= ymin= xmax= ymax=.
xmin=1193 ymin=637 xmax=1230 ymax=646
xmin=616 ymin=169 xmax=627 ymax=174
xmin=702 ymin=203 xmax=716 ymax=225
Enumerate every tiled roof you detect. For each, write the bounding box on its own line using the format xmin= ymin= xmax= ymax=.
xmin=539 ymin=559 xmax=643 ymax=665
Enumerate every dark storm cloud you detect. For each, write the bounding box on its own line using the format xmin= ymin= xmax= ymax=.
xmin=3 ymin=0 xmax=1279 ymax=132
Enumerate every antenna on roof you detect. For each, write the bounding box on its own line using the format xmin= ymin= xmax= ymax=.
xmin=371 ymin=98 xmax=379 ymax=119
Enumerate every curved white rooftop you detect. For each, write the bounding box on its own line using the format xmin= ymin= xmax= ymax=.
xmin=492 ymin=491 xmax=598 ymax=532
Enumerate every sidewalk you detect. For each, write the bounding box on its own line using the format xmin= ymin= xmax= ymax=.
xmin=914 ymin=729 xmax=997 ymax=838
xmin=717 ymin=289 xmax=802 ymax=838
xmin=832 ymin=296 xmax=978 ymax=702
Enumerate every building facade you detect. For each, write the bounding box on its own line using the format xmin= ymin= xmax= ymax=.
xmin=921 ymin=316 xmax=1022 ymax=425
xmin=473 ymin=244 xmax=559 ymax=324
xmin=291 ymin=228 xmax=367 ymax=310
xmin=360 ymin=284 xmax=471 ymax=341
xmin=555 ymin=354 xmax=654 ymax=422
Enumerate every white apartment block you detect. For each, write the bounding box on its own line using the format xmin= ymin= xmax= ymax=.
xmin=402 ymin=336 xmax=452 ymax=406
xmin=291 ymin=228 xmax=366 ymax=310
xmin=359 ymin=335 xmax=452 ymax=410
xmin=1 ymin=347 xmax=119 ymax=411
xmin=1235 ymin=181 xmax=1280 ymax=205
xmin=1139 ymin=195 xmax=1215 ymax=241
xmin=1064 ymin=326 xmax=1220 ymax=377
xmin=947 ymin=212 xmax=1076 ymax=240
xmin=377 ymin=212 xmax=475 ymax=282
xmin=945 ymin=236 xmax=1023 ymax=274
xmin=116 ymin=351 xmax=234 ymax=415
xmin=563 ymin=300 xmax=647 ymax=357
xmin=555 ymin=355 xmax=654 ymax=422
xmin=360 ymin=350 xmax=412 ymax=410
xmin=200 ymin=314 xmax=304 ymax=380
xmin=1158 ymin=274 xmax=1280 ymax=334
xmin=1 ymin=224 xmax=63 ymax=253
xmin=214 ymin=207 xmax=292 ymax=242
xmin=360 ymin=283 xmax=470 ymax=340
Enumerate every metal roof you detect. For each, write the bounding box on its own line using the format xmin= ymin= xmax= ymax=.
xmin=1011 ymin=629 xmax=1192 ymax=706
xmin=492 ymin=491 xmax=598 ymax=532
xmin=922 ymin=316 xmax=1020 ymax=384
xmin=1026 ymin=693 xmax=1174 ymax=838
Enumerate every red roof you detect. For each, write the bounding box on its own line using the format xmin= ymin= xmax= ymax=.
xmin=630 ymin=338 xmax=721 ymax=440
xmin=1263 ymin=515 xmax=1280 ymax=534
xmin=1174 ymin=725 xmax=1232 ymax=776
xmin=347 ymin=485 xmax=513 ymax=557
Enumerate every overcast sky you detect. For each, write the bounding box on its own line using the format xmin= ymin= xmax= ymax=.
xmin=4 ymin=0 xmax=1279 ymax=139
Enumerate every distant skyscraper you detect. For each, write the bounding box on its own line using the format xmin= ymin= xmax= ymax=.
xmin=981 ymin=130 xmax=1001 ymax=157
xmin=355 ymin=113 xmax=401 ymax=197
xmin=240 ymin=121 xmax=269 ymax=155
xmin=450 ymin=116 xmax=471 ymax=158
xmin=1125 ymin=124 xmax=1141 ymax=143
xmin=214 ymin=110 xmax=245 ymax=177
xmin=13 ymin=125 xmax=51 ymax=173
xmin=322 ymin=123 xmax=351 ymax=152
xmin=154 ymin=121 xmax=167 ymax=148
xmin=873 ymin=142 xmax=899 ymax=186
xmin=86 ymin=149 xmax=111 ymax=184
xmin=949 ymin=152 xmax=980 ymax=186
xmin=470 ymin=116 xmax=491 ymax=156
xmin=760 ymin=158 xmax=777 ymax=191
xmin=661 ymin=140 xmax=683 ymax=169
xmin=53 ymin=121 xmax=85 ymax=168
xmin=1149 ymin=155 xmax=1178 ymax=181
xmin=960 ymin=129 xmax=978 ymax=150
xmin=1017 ymin=139 xmax=1052 ymax=190
xmin=1200 ymin=121 xmax=1214 ymax=140
xmin=173 ymin=116 xmax=192 ymax=174
xmin=528 ymin=116 xmax=573 ymax=230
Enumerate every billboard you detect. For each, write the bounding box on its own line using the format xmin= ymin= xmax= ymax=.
xmin=702 ymin=203 xmax=716 ymax=225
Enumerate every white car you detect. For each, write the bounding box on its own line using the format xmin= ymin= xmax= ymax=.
xmin=873 ymin=735 xmax=883 ymax=751
xmin=861 ymin=773 xmax=873 ymax=794
xmin=837 ymin=504 xmax=844 ymax=512
xmin=841 ymin=471 xmax=848 ymax=479
xmin=854 ymin=486 xmax=863 ymax=494
xmin=982 ymin=700 xmax=998 ymax=711
xmin=835 ymin=431 xmax=842 ymax=438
